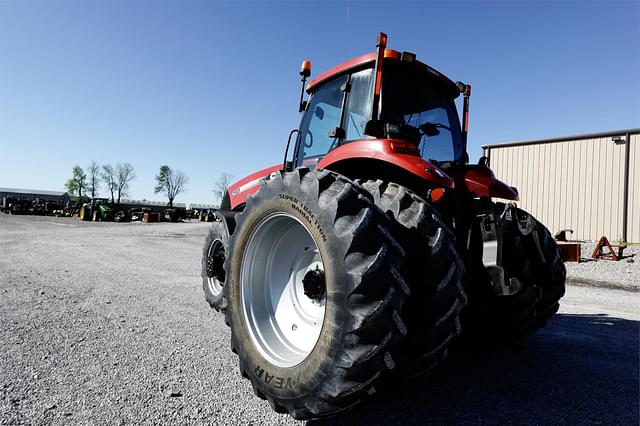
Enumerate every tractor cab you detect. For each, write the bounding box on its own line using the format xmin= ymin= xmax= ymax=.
xmin=227 ymin=32 xmax=514 ymax=210
xmin=91 ymin=198 xmax=109 ymax=207
xmin=293 ymin=40 xmax=468 ymax=171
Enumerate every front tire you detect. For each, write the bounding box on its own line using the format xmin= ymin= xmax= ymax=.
xmin=461 ymin=203 xmax=566 ymax=342
xmin=224 ymin=169 xmax=408 ymax=420
xmin=202 ymin=220 xmax=229 ymax=312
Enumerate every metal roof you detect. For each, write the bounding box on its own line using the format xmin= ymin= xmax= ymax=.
xmin=482 ymin=128 xmax=640 ymax=150
xmin=0 ymin=187 xmax=68 ymax=197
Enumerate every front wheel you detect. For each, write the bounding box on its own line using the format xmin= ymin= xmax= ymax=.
xmin=201 ymin=220 xmax=229 ymax=312
xmin=461 ymin=203 xmax=566 ymax=343
xmin=224 ymin=169 xmax=408 ymax=420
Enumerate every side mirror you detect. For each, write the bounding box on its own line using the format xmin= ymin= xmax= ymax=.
xmin=364 ymin=120 xmax=384 ymax=137
xmin=419 ymin=123 xmax=440 ymax=137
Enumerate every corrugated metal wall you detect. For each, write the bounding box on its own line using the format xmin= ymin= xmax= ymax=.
xmin=628 ymin=133 xmax=640 ymax=243
xmin=485 ymin=131 xmax=639 ymax=243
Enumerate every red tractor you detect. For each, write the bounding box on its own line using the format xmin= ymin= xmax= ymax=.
xmin=202 ymin=33 xmax=565 ymax=420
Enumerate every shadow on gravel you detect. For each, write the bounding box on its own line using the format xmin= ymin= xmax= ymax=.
xmin=309 ymin=314 xmax=639 ymax=426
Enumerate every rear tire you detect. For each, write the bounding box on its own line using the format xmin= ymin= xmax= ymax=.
xmin=460 ymin=203 xmax=566 ymax=343
xmin=202 ymin=220 xmax=229 ymax=312
xmin=224 ymin=168 xmax=408 ymax=420
xmin=359 ymin=180 xmax=466 ymax=379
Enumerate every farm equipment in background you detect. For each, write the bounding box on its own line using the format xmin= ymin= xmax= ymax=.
xmin=1 ymin=197 xmax=29 ymax=214
xmin=200 ymin=33 xmax=566 ymax=420
xmin=29 ymin=199 xmax=53 ymax=215
xmin=129 ymin=208 xmax=147 ymax=222
xmin=198 ymin=208 xmax=217 ymax=222
xmin=0 ymin=198 xmax=61 ymax=215
xmin=79 ymin=198 xmax=113 ymax=221
xmin=164 ymin=207 xmax=187 ymax=222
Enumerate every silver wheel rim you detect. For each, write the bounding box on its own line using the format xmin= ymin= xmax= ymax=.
xmin=241 ymin=212 xmax=326 ymax=368
xmin=206 ymin=239 xmax=225 ymax=297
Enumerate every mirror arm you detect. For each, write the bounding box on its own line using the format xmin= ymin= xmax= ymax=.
xmin=283 ymin=129 xmax=300 ymax=172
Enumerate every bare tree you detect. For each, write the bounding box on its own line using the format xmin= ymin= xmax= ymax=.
xmin=65 ymin=165 xmax=86 ymax=198
xmin=101 ymin=164 xmax=117 ymax=203
xmin=116 ymin=163 xmax=136 ymax=205
xmin=213 ymin=172 xmax=233 ymax=203
xmin=154 ymin=165 xmax=189 ymax=208
xmin=87 ymin=161 xmax=100 ymax=198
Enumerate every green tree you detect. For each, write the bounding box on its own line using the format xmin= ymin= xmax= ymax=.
xmin=65 ymin=165 xmax=86 ymax=198
xmin=154 ymin=165 xmax=189 ymax=208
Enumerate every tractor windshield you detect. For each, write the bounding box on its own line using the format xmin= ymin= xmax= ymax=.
xmin=381 ymin=62 xmax=463 ymax=163
xmin=296 ymin=69 xmax=374 ymax=163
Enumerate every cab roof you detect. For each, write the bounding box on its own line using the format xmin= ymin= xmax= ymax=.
xmin=306 ymin=48 xmax=460 ymax=97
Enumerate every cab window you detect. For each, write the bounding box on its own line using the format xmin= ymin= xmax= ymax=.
xmin=297 ymin=76 xmax=347 ymax=159
xmin=344 ymin=69 xmax=374 ymax=141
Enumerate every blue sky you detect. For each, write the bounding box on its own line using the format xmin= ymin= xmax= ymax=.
xmin=1 ymin=1 xmax=638 ymax=204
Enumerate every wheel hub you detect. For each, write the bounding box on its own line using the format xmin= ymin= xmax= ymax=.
xmin=206 ymin=244 xmax=226 ymax=282
xmin=206 ymin=240 xmax=225 ymax=296
xmin=302 ymin=267 xmax=325 ymax=300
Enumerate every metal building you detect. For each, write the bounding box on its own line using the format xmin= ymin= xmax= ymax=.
xmin=0 ymin=187 xmax=70 ymax=207
xmin=482 ymin=129 xmax=639 ymax=243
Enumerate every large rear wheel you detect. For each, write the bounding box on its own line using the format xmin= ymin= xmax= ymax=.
xmin=224 ymin=169 xmax=408 ymax=420
xmin=79 ymin=206 xmax=89 ymax=221
xmin=359 ymin=180 xmax=466 ymax=379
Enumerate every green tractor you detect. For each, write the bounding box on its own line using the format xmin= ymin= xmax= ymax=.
xmin=198 ymin=208 xmax=217 ymax=222
xmin=79 ymin=198 xmax=113 ymax=221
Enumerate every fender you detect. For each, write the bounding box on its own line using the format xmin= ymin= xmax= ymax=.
xmin=317 ymin=139 xmax=454 ymax=189
xmin=227 ymin=164 xmax=282 ymax=210
xmin=448 ymin=165 xmax=519 ymax=200
xmin=227 ymin=139 xmax=456 ymax=210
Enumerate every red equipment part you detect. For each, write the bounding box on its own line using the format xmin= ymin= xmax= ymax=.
xmin=447 ymin=165 xmax=519 ymax=201
xmin=317 ymin=139 xmax=454 ymax=189
xmin=227 ymin=164 xmax=282 ymax=210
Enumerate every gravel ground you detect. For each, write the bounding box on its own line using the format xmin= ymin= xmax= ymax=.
xmin=564 ymin=242 xmax=639 ymax=291
xmin=1 ymin=214 xmax=638 ymax=425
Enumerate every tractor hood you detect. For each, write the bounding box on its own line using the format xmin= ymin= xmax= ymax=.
xmin=227 ymin=164 xmax=282 ymax=210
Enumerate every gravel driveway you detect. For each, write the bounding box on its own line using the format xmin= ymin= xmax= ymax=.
xmin=565 ymin=243 xmax=639 ymax=291
xmin=1 ymin=215 xmax=638 ymax=425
